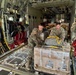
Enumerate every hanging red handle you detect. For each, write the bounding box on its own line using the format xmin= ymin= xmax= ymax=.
xmin=72 ymin=40 xmax=76 ymax=56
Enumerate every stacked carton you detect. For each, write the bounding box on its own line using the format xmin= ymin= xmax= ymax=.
xmin=34 ymin=44 xmax=70 ymax=75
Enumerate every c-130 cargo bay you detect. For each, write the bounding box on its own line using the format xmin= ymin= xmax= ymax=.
xmin=0 ymin=0 xmax=75 ymax=75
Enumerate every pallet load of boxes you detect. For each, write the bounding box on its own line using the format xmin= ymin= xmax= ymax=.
xmin=34 ymin=36 xmax=70 ymax=75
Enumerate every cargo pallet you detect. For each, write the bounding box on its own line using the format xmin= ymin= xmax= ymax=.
xmin=34 ymin=47 xmax=71 ymax=75
xmin=35 ymin=67 xmax=70 ymax=75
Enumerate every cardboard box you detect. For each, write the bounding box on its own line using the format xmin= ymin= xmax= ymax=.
xmin=42 ymin=57 xmax=56 ymax=70
xmin=34 ymin=47 xmax=70 ymax=74
xmin=34 ymin=55 xmax=40 ymax=67
xmin=51 ymin=50 xmax=64 ymax=60
xmin=55 ymin=59 xmax=70 ymax=71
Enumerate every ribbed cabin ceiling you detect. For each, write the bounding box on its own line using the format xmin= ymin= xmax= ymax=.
xmin=0 ymin=0 xmax=75 ymax=16
xmin=31 ymin=0 xmax=74 ymax=15
xmin=32 ymin=0 xmax=74 ymax=7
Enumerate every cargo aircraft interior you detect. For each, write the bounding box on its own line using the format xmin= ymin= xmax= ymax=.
xmin=0 ymin=0 xmax=75 ymax=75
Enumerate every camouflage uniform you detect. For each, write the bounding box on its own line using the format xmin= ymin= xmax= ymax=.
xmin=71 ymin=22 xmax=76 ymax=41
xmin=28 ymin=28 xmax=43 ymax=47
xmin=26 ymin=28 xmax=43 ymax=70
xmin=27 ymin=28 xmax=42 ymax=59
xmin=37 ymin=29 xmax=44 ymax=41
xmin=50 ymin=27 xmax=65 ymax=40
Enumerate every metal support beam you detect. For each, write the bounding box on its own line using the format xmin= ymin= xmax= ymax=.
xmin=75 ymin=0 xmax=76 ymax=20
xmin=0 ymin=0 xmax=10 ymax=50
xmin=1 ymin=0 xmax=5 ymax=9
xmin=1 ymin=0 xmax=5 ymax=31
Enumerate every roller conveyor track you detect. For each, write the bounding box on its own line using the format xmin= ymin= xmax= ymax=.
xmin=0 ymin=44 xmax=34 ymax=75
xmin=0 ymin=44 xmax=24 ymax=60
xmin=0 ymin=44 xmax=38 ymax=75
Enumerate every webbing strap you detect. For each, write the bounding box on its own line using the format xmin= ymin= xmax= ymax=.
xmin=47 ymin=36 xmax=62 ymax=45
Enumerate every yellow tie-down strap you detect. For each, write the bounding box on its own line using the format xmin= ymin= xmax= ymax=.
xmin=47 ymin=36 xmax=62 ymax=45
xmin=49 ymin=46 xmax=59 ymax=48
